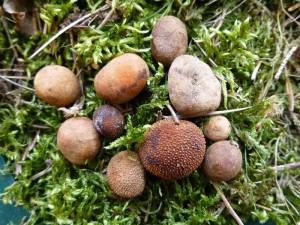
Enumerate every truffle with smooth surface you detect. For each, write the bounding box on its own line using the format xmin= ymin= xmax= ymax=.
xmin=203 ymin=116 xmax=231 ymax=141
xmin=57 ymin=117 xmax=101 ymax=165
xmin=34 ymin=65 xmax=80 ymax=107
xmin=201 ymin=140 xmax=242 ymax=181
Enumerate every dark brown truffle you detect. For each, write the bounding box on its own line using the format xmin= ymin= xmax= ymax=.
xmin=107 ymin=151 xmax=145 ymax=198
xmin=93 ymin=105 xmax=125 ymax=139
xmin=138 ymin=119 xmax=206 ymax=180
xmin=57 ymin=117 xmax=101 ymax=165
xmin=201 ymin=141 xmax=242 ymax=181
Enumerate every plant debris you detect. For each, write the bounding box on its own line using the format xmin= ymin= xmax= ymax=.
xmin=0 ymin=0 xmax=299 ymax=224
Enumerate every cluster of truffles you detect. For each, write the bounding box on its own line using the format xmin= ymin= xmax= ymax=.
xmin=33 ymin=15 xmax=243 ymax=199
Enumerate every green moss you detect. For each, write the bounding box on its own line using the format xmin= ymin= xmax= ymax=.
xmin=0 ymin=0 xmax=299 ymax=224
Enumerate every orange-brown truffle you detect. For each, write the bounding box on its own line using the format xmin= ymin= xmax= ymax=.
xmin=93 ymin=105 xmax=125 ymax=139
xmin=57 ymin=117 xmax=101 ymax=165
xmin=201 ymin=141 xmax=242 ymax=181
xmin=139 ymin=119 xmax=206 ymax=180
xmin=94 ymin=53 xmax=149 ymax=104
xmin=107 ymin=151 xmax=145 ymax=198
xmin=34 ymin=65 xmax=80 ymax=107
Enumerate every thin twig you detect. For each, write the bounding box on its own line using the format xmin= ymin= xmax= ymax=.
xmin=272 ymin=162 xmax=300 ymax=172
xmin=285 ymin=76 xmax=294 ymax=112
xmin=28 ymin=5 xmax=110 ymax=60
xmin=167 ymin=104 xmax=180 ymax=124
xmin=0 ymin=15 xmax=18 ymax=58
xmin=212 ymin=182 xmax=244 ymax=225
xmin=0 ymin=74 xmax=35 ymax=92
xmin=280 ymin=0 xmax=300 ymax=26
xmin=30 ymin=159 xmax=53 ymax=181
xmin=275 ymin=46 xmax=298 ymax=80
xmin=193 ymin=39 xmax=218 ymax=68
xmin=16 ymin=131 xmax=40 ymax=175
xmin=96 ymin=8 xmax=114 ymax=30
xmin=0 ymin=69 xmax=25 ymax=72
xmin=169 ymin=106 xmax=251 ymax=120
xmin=251 ymin=61 xmax=262 ymax=81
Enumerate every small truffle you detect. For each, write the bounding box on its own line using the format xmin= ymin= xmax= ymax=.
xmin=94 ymin=53 xmax=149 ymax=104
xmin=151 ymin=16 xmax=188 ymax=66
xmin=93 ymin=104 xmax=125 ymax=139
xmin=107 ymin=151 xmax=145 ymax=198
xmin=57 ymin=117 xmax=101 ymax=165
xmin=203 ymin=116 xmax=231 ymax=141
xmin=139 ymin=119 xmax=206 ymax=180
xmin=34 ymin=65 xmax=80 ymax=107
xmin=201 ymin=141 xmax=242 ymax=181
xmin=168 ymin=55 xmax=221 ymax=116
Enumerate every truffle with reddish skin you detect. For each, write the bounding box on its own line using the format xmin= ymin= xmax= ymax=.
xmin=57 ymin=117 xmax=101 ymax=165
xmin=203 ymin=116 xmax=231 ymax=142
xmin=151 ymin=16 xmax=188 ymax=66
xmin=34 ymin=65 xmax=80 ymax=107
xmin=93 ymin=105 xmax=125 ymax=139
xmin=94 ymin=53 xmax=149 ymax=104
xmin=201 ymin=141 xmax=242 ymax=181
xmin=107 ymin=151 xmax=145 ymax=198
xmin=139 ymin=119 xmax=206 ymax=180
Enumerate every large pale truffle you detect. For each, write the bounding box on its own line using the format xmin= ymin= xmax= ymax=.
xmin=168 ymin=55 xmax=221 ymax=116
xmin=94 ymin=53 xmax=149 ymax=104
xmin=107 ymin=151 xmax=145 ymax=198
xmin=151 ymin=16 xmax=188 ymax=66
xmin=139 ymin=119 xmax=206 ymax=180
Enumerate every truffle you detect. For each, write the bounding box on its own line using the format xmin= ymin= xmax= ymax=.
xmin=107 ymin=151 xmax=145 ymax=198
xmin=139 ymin=119 xmax=206 ymax=180
xmin=203 ymin=116 xmax=231 ymax=141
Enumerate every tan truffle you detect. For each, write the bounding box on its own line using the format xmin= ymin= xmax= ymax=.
xmin=203 ymin=116 xmax=231 ymax=142
xmin=93 ymin=105 xmax=125 ymax=139
xmin=139 ymin=119 xmax=206 ymax=180
xmin=151 ymin=16 xmax=188 ymax=66
xmin=201 ymin=141 xmax=242 ymax=181
xmin=34 ymin=65 xmax=80 ymax=107
xmin=94 ymin=53 xmax=149 ymax=104
xmin=57 ymin=117 xmax=101 ymax=165
xmin=107 ymin=151 xmax=145 ymax=198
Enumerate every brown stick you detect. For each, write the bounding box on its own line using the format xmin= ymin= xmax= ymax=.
xmin=212 ymin=182 xmax=244 ymax=225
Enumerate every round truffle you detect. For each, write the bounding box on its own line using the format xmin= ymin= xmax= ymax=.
xmin=168 ymin=55 xmax=221 ymax=116
xmin=93 ymin=104 xmax=125 ymax=139
xmin=203 ymin=116 xmax=231 ymax=142
xmin=57 ymin=117 xmax=101 ymax=165
xmin=107 ymin=151 xmax=145 ymax=198
xmin=139 ymin=119 xmax=206 ymax=180
xmin=34 ymin=65 xmax=80 ymax=106
xmin=151 ymin=16 xmax=188 ymax=66
xmin=201 ymin=141 xmax=242 ymax=181
xmin=94 ymin=53 xmax=149 ymax=104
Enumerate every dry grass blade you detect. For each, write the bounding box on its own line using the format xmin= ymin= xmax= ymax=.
xmin=0 ymin=74 xmax=35 ymax=92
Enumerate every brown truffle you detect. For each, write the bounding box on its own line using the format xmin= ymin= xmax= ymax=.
xmin=139 ymin=119 xmax=206 ymax=180
xmin=151 ymin=16 xmax=188 ymax=66
xmin=203 ymin=116 xmax=231 ymax=142
xmin=107 ymin=151 xmax=145 ymax=198
xmin=34 ymin=65 xmax=80 ymax=106
xmin=94 ymin=53 xmax=149 ymax=104
xmin=201 ymin=141 xmax=242 ymax=181
xmin=93 ymin=104 xmax=125 ymax=139
xmin=57 ymin=117 xmax=101 ymax=165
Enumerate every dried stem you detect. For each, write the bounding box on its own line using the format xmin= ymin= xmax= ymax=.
xmin=96 ymin=8 xmax=114 ymax=30
xmin=275 ymin=46 xmax=298 ymax=80
xmin=0 ymin=74 xmax=35 ymax=92
xmin=30 ymin=159 xmax=53 ymax=181
xmin=28 ymin=5 xmax=110 ymax=59
xmin=167 ymin=104 xmax=180 ymax=124
xmin=212 ymin=182 xmax=244 ymax=225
